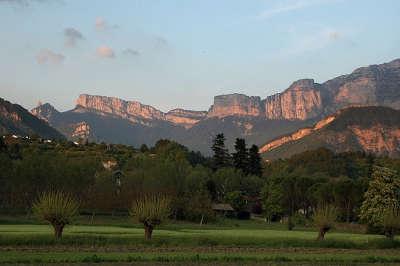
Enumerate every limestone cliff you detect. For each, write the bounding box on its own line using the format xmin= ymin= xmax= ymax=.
xmin=166 ymin=109 xmax=207 ymax=128
xmin=264 ymin=79 xmax=323 ymax=120
xmin=207 ymin=94 xmax=264 ymax=118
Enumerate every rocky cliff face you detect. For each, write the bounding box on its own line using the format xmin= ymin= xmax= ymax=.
xmin=166 ymin=109 xmax=207 ymax=128
xmin=76 ymin=94 xmax=165 ymax=122
xmin=263 ymin=79 xmax=323 ymax=120
xmin=74 ymin=94 xmax=207 ymax=128
xmin=322 ymin=58 xmax=400 ymax=114
xmin=207 ymin=94 xmax=264 ymax=118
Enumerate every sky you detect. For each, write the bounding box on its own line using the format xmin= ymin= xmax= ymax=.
xmin=0 ymin=0 xmax=399 ymax=112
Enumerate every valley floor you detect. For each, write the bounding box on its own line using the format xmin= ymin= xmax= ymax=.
xmin=0 ymin=216 xmax=399 ymax=265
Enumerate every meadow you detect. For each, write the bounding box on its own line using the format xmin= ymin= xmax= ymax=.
xmin=0 ymin=215 xmax=399 ymax=265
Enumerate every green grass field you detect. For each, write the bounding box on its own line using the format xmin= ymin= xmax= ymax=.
xmin=0 ymin=216 xmax=399 ymax=265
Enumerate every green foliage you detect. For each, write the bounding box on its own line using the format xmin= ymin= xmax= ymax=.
xmin=32 ymin=191 xmax=79 ymax=239
xmin=359 ymin=167 xmax=400 ymax=227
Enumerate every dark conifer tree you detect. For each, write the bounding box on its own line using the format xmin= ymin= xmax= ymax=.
xmin=211 ymin=133 xmax=230 ymax=170
xmin=248 ymin=144 xmax=262 ymax=177
xmin=232 ymin=138 xmax=248 ymax=174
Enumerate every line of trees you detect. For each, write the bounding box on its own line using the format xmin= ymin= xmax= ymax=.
xmin=1 ymin=134 xmax=400 ymax=240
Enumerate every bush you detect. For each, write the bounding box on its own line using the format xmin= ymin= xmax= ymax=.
xmin=32 ymin=191 xmax=79 ymax=239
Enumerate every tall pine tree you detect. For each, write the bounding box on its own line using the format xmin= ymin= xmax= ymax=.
xmin=232 ymin=138 xmax=248 ymax=174
xmin=211 ymin=133 xmax=230 ymax=170
xmin=248 ymin=144 xmax=262 ymax=177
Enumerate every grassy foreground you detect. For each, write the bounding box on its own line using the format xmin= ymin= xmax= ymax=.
xmin=1 ymin=250 xmax=400 ymax=264
xmin=0 ymin=217 xmax=399 ymax=264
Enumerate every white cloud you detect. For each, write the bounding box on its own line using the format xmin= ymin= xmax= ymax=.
xmin=257 ymin=0 xmax=342 ymax=20
xmin=36 ymin=49 xmax=65 ymax=65
xmin=64 ymin=27 xmax=84 ymax=47
xmin=96 ymin=46 xmax=115 ymax=58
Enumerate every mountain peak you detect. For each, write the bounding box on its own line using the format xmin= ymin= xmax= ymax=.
xmin=31 ymin=102 xmax=60 ymax=123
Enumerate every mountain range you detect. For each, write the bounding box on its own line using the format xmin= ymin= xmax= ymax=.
xmin=28 ymin=58 xmax=400 ymax=155
xmin=0 ymin=58 xmax=399 ymax=157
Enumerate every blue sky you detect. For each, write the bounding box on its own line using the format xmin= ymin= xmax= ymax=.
xmin=0 ymin=0 xmax=399 ymax=112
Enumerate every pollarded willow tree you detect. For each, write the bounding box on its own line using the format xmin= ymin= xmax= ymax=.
xmin=359 ymin=166 xmax=400 ymax=238
xmin=33 ymin=191 xmax=79 ymax=239
xmin=313 ymin=205 xmax=337 ymax=240
xmin=130 ymin=193 xmax=171 ymax=240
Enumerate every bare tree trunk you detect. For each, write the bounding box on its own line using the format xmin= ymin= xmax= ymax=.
xmin=317 ymin=228 xmax=327 ymax=241
xmin=144 ymin=224 xmax=153 ymax=240
xmin=385 ymin=229 xmax=394 ymax=240
xmin=53 ymin=223 xmax=65 ymax=239
xmin=200 ymin=214 xmax=204 ymax=226
xmin=91 ymin=211 xmax=95 ymax=224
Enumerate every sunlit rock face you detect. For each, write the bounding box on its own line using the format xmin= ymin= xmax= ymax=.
xmin=76 ymin=94 xmax=165 ymax=121
xmin=71 ymin=121 xmax=91 ymax=139
xmin=349 ymin=125 xmax=400 ymax=157
xmin=207 ymin=94 xmax=264 ymax=118
xmin=166 ymin=109 xmax=207 ymax=128
xmin=264 ymin=79 xmax=323 ymax=120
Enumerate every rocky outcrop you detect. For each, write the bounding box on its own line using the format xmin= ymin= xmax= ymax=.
xmin=166 ymin=109 xmax=207 ymax=128
xmin=207 ymin=94 xmax=264 ymax=118
xmin=71 ymin=121 xmax=91 ymax=139
xmin=264 ymin=79 xmax=323 ymax=120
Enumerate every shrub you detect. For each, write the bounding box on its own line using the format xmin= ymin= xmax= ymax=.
xmin=313 ymin=205 xmax=337 ymax=240
xmin=32 ymin=191 xmax=79 ymax=239
xmin=130 ymin=193 xmax=171 ymax=240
